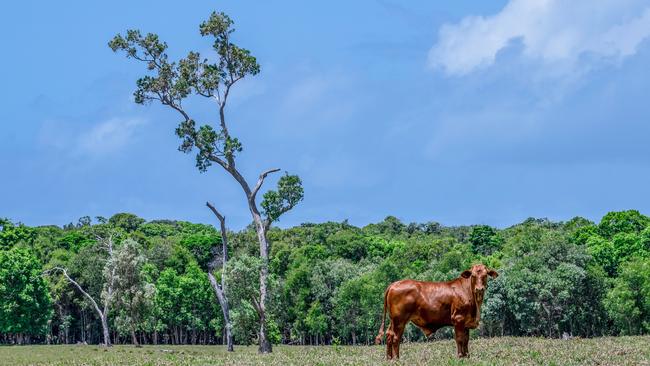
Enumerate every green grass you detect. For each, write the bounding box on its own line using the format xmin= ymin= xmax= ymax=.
xmin=0 ymin=337 xmax=648 ymax=365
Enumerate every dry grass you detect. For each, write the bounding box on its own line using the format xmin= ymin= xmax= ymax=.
xmin=0 ymin=336 xmax=648 ymax=365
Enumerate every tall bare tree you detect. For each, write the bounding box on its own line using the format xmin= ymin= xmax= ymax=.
xmin=109 ymin=11 xmax=304 ymax=353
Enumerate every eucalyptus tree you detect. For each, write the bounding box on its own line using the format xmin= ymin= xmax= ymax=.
xmin=109 ymin=11 xmax=303 ymax=352
xmin=112 ymin=238 xmax=153 ymax=347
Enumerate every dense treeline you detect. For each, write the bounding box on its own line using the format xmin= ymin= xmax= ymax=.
xmin=1 ymin=210 xmax=649 ymax=346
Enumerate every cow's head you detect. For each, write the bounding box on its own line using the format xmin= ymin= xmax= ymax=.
xmin=460 ymin=264 xmax=498 ymax=303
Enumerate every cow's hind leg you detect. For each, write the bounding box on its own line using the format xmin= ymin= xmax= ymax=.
xmin=391 ymin=321 xmax=406 ymax=360
xmin=385 ymin=324 xmax=395 ymax=360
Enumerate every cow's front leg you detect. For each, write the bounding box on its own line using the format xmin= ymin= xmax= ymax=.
xmin=454 ymin=324 xmax=469 ymax=358
xmin=462 ymin=329 xmax=470 ymax=357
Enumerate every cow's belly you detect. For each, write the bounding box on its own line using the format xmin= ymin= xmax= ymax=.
xmin=410 ymin=302 xmax=452 ymax=334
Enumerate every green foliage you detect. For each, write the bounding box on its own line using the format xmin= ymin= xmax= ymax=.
xmin=598 ymin=210 xmax=650 ymax=239
xmin=586 ymin=226 xmax=650 ymax=276
xmin=0 ymin=218 xmax=36 ymax=250
xmin=226 ymin=255 xmax=263 ymax=344
xmin=180 ymin=233 xmax=220 ymax=271
xmin=364 ymin=216 xmax=406 ymax=236
xmin=262 ymin=174 xmax=304 ymax=223
xmin=154 ymin=263 xmax=220 ymax=340
xmin=112 ymin=239 xmax=154 ymax=337
xmin=483 ymin=231 xmax=604 ymax=337
xmin=108 ymin=213 xmax=146 ymax=233
xmin=570 ymin=224 xmax=599 ymax=246
xmin=199 ymin=12 xmax=261 ymax=81
xmin=604 ymin=256 xmax=650 ymax=335
xmin=469 ymin=225 xmax=503 ymax=256
xmin=586 ymin=235 xmax=618 ymax=276
xmin=110 ymin=11 xmax=260 ymax=171
xmin=4 ymin=209 xmax=650 ymax=344
xmin=0 ymin=246 xmax=52 ymax=337
xmin=327 ymin=230 xmax=368 ymax=261
xmin=138 ymin=221 xmax=178 ymax=238
xmin=58 ymin=230 xmax=95 ymax=253
xmin=69 ymin=243 xmax=110 ymax=301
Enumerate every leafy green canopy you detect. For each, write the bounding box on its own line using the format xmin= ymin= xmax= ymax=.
xmin=0 ymin=218 xmax=36 ymax=250
xmin=0 ymin=246 xmax=52 ymax=336
xmin=4 ymin=210 xmax=650 ymax=344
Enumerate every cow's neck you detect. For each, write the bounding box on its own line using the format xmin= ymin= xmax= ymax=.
xmin=473 ymin=292 xmax=483 ymax=326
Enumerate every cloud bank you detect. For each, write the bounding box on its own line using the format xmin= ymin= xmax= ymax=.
xmin=78 ymin=117 xmax=147 ymax=155
xmin=428 ymin=0 xmax=650 ymax=76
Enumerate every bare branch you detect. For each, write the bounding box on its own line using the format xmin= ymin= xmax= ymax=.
xmin=206 ymin=201 xmax=225 ymax=223
xmin=47 ymin=267 xmax=104 ymax=319
xmin=251 ymin=295 xmax=262 ymax=315
xmin=208 ymin=272 xmax=226 ymax=302
xmin=206 ymin=201 xmax=229 ymax=286
xmin=251 ymin=168 xmax=281 ymax=202
xmin=167 ymin=103 xmax=191 ymax=121
xmin=207 ymin=153 xmax=231 ymax=172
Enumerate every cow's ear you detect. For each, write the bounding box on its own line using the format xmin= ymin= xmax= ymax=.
xmin=460 ymin=270 xmax=472 ymax=278
xmin=488 ymin=269 xmax=499 ymax=278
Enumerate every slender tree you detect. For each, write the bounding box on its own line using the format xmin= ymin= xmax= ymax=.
xmin=205 ymin=202 xmax=234 ymax=351
xmin=109 ymin=11 xmax=304 ymax=352
xmin=112 ymin=238 xmax=153 ymax=347
xmin=46 ymin=234 xmax=117 ymax=347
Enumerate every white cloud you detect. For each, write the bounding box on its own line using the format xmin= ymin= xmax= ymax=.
xmin=77 ymin=117 xmax=147 ymax=155
xmin=282 ymin=75 xmax=333 ymax=112
xmin=428 ymin=0 xmax=650 ymax=76
xmin=272 ymin=71 xmax=356 ymax=136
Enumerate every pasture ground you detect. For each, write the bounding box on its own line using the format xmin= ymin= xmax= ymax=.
xmin=0 ymin=336 xmax=648 ymax=365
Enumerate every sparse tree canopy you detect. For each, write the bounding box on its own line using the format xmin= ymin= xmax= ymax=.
xmin=110 ymin=11 xmax=303 ymax=353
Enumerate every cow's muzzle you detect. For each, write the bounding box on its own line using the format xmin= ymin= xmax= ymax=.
xmin=474 ymin=288 xmax=485 ymax=300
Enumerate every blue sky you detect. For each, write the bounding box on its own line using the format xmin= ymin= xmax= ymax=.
xmin=2 ymin=0 xmax=650 ymax=229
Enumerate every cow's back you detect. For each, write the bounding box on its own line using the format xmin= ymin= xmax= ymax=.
xmin=386 ymin=279 xmax=461 ymax=329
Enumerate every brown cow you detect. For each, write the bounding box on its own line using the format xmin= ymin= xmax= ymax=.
xmin=375 ymin=264 xmax=498 ymax=359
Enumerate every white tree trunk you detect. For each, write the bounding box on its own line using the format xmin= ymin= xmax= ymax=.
xmin=206 ymin=202 xmax=235 ymax=352
xmin=57 ymin=268 xmax=112 ymax=347
xmin=208 ymin=272 xmax=234 ymax=351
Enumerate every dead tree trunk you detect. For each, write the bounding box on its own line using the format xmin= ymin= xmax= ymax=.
xmin=53 ymin=267 xmax=113 ymax=347
xmin=206 ymin=202 xmax=234 ymax=352
xmin=211 ymin=167 xmax=281 ymax=354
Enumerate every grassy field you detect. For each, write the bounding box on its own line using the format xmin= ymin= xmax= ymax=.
xmin=0 ymin=337 xmax=648 ymax=366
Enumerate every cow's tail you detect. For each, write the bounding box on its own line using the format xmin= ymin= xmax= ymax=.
xmin=374 ymin=285 xmax=390 ymax=345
